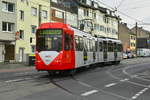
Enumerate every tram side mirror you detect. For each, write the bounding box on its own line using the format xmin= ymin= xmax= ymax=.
xmin=80 ymin=24 xmax=84 ymax=31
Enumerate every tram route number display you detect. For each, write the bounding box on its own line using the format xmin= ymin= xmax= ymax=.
xmin=39 ymin=29 xmax=62 ymax=35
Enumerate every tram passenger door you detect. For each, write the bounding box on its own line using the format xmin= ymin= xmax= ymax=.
xmin=63 ymin=33 xmax=75 ymax=68
xmin=114 ymin=43 xmax=117 ymax=61
xmin=83 ymin=37 xmax=88 ymax=64
xmin=103 ymin=41 xmax=107 ymax=62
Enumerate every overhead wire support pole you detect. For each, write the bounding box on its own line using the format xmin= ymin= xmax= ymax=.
xmin=135 ymin=22 xmax=138 ymax=57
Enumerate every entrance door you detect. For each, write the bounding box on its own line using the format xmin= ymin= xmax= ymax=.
xmin=19 ymin=48 xmax=24 ymax=62
xmin=0 ymin=45 xmax=4 ymax=62
xmin=5 ymin=45 xmax=15 ymax=61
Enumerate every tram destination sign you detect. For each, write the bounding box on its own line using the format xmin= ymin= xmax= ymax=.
xmin=39 ymin=29 xmax=62 ymax=35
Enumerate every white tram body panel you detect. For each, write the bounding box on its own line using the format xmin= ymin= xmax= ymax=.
xmin=72 ymin=27 xmax=122 ymax=68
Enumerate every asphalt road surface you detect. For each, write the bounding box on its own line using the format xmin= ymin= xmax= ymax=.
xmin=0 ymin=58 xmax=150 ymax=100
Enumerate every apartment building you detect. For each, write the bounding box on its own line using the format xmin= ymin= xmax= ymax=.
xmin=131 ymin=26 xmax=150 ymax=38
xmin=77 ymin=0 xmax=119 ymax=39
xmin=77 ymin=0 xmax=94 ymax=33
xmin=92 ymin=1 xmax=107 ymax=37
xmin=118 ymin=23 xmax=136 ymax=53
xmin=50 ymin=0 xmax=78 ymax=28
xmin=105 ymin=10 xmax=119 ymax=39
xmin=130 ymin=35 xmax=136 ymax=51
xmin=15 ymin=0 xmax=50 ymax=62
xmin=0 ymin=0 xmax=16 ymax=62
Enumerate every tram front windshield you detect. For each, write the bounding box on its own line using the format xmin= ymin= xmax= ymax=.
xmin=36 ymin=29 xmax=62 ymax=52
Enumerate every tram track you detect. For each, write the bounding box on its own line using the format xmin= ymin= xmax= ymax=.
xmin=48 ymin=75 xmax=87 ymax=100
xmin=49 ymin=76 xmax=74 ymax=95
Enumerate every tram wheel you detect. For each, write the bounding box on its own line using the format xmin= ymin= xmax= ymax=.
xmin=115 ymin=61 xmax=120 ymax=65
xmin=69 ymin=69 xmax=76 ymax=76
xmin=47 ymin=71 xmax=55 ymax=76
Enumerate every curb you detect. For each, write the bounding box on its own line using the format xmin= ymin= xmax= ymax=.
xmin=0 ymin=67 xmax=35 ymax=73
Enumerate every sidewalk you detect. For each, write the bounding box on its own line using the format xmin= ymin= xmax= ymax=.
xmin=0 ymin=63 xmax=35 ymax=73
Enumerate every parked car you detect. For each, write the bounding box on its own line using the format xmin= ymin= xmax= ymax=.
xmin=123 ymin=53 xmax=128 ymax=59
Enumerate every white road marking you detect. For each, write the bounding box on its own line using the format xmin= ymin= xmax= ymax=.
xmin=81 ymin=90 xmax=98 ymax=96
xmin=132 ymin=95 xmax=138 ymax=99
xmin=5 ymin=77 xmax=33 ymax=83
xmin=131 ymin=88 xmax=149 ymax=100
xmin=24 ymin=78 xmax=32 ymax=80
xmin=120 ymin=78 xmax=129 ymax=82
xmin=5 ymin=79 xmax=24 ymax=83
xmin=78 ymin=81 xmax=91 ymax=87
xmin=132 ymin=75 xmax=138 ymax=77
xmin=105 ymin=83 xmax=117 ymax=88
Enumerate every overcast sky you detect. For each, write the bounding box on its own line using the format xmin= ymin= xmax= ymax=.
xmin=98 ymin=0 xmax=150 ymax=30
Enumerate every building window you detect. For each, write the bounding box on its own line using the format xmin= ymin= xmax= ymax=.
xmin=42 ymin=10 xmax=48 ymax=19
xmin=51 ymin=0 xmax=57 ymax=3
xmin=2 ymin=22 xmax=14 ymax=32
xmin=20 ymin=10 xmax=24 ymax=20
xmin=19 ymin=30 xmax=24 ymax=39
xmin=2 ymin=1 xmax=14 ymax=12
xmin=31 ymin=7 xmax=37 ymax=16
xmin=93 ymin=13 xmax=96 ymax=19
xmin=80 ymin=0 xmax=86 ymax=4
xmin=103 ymin=16 xmax=107 ymax=23
xmin=134 ymin=43 xmax=136 ymax=47
xmin=84 ymin=9 xmax=89 ymax=16
xmin=131 ymin=36 xmax=133 ymax=39
xmin=30 ymin=37 xmax=32 ymax=43
xmin=21 ymin=0 xmax=25 ymax=2
xmin=31 ymin=25 xmax=37 ymax=34
xmin=55 ymin=10 xmax=64 ymax=19
xmin=31 ymin=45 xmax=35 ymax=53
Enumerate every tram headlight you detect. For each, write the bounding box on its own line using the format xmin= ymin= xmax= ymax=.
xmin=36 ymin=60 xmax=41 ymax=63
xmin=56 ymin=59 xmax=61 ymax=63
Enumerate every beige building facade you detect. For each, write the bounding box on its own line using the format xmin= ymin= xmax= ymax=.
xmin=0 ymin=0 xmax=16 ymax=62
xmin=118 ymin=23 xmax=136 ymax=53
xmin=16 ymin=0 xmax=50 ymax=62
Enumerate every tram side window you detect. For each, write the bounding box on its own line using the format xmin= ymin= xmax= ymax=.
xmin=114 ymin=43 xmax=117 ymax=52
xmin=108 ymin=42 xmax=114 ymax=52
xmin=112 ymin=43 xmax=114 ymax=52
xmin=95 ymin=41 xmax=98 ymax=52
xmin=87 ymin=39 xmax=90 ymax=51
xmin=83 ymin=38 xmax=88 ymax=51
xmin=99 ymin=42 xmax=103 ymax=52
xmin=103 ymin=41 xmax=107 ymax=52
xmin=108 ymin=43 xmax=111 ymax=52
xmin=75 ymin=36 xmax=83 ymax=51
xmin=75 ymin=36 xmax=80 ymax=51
xmin=65 ymin=34 xmax=73 ymax=50
xmin=92 ymin=40 xmax=96 ymax=52
xmin=117 ymin=44 xmax=123 ymax=52
xmin=89 ymin=40 xmax=93 ymax=52
xmin=79 ymin=37 xmax=84 ymax=51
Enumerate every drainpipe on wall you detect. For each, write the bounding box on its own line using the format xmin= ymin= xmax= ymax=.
xmin=38 ymin=5 xmax=42 ymax=27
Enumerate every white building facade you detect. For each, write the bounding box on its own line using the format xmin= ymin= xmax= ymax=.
xmin=77 ymin=0 xmax=119 ymax=39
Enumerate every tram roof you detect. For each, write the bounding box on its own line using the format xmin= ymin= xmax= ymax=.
xmin=97 ymin=37 xmax=122 ymax=44
xmin=71 ymin=27 xmax=93 ymax=38
xmin=38 ymin=22 xmax=69 ymax=30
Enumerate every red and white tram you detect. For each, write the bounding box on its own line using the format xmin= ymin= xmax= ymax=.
xmin=35 ymin=22 xmax=123 ymax=74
